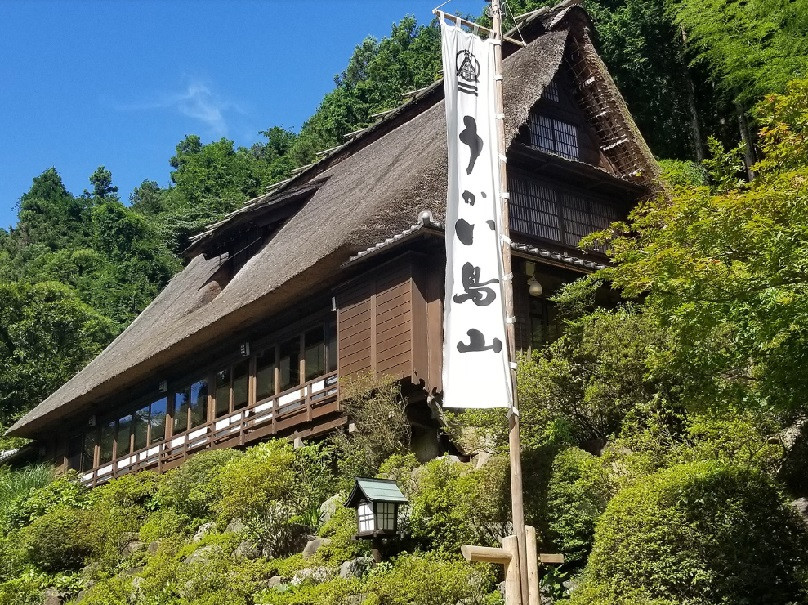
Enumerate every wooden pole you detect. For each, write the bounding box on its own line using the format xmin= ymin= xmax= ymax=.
xmin=525 ymin=525 xmax=541 ymax=605
xmin=489 ymin=0 xmax=530 ymax=602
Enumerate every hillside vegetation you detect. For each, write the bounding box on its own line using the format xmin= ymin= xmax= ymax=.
xmin=2 ymin=1 xmax=808 ymax=603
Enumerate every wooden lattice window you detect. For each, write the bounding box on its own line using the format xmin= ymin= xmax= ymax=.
xmin=509 ymin=175 xmax=618 ymax=248
xmin=528 ymin=113 xmax=579 ymax=160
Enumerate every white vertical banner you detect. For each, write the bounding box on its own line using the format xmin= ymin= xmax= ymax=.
xmin=440 ymin=19 xmax=512 ymax=409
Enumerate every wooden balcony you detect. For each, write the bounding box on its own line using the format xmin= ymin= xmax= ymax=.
xmin=80 ymin=372 xmax=340 ymax=486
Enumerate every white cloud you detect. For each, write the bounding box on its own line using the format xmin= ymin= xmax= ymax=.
xmin=116 ymin=79 xmax=242 ymax=137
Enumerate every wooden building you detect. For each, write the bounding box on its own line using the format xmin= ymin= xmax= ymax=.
xmin=7 ymin=2 xmax=658 ymax=484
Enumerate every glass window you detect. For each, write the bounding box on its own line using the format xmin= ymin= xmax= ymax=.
xmin=358 ymin=502 xmax=374 ymax=533
xmin=99 ymin=419 xmax=115 ymax=464
xmin=326 ymin=322 xmax=338 ymax=373
xmin=304 ymin=327 xmax=325 ymax=381
xmin=66 ymin=434 xmax=83 ymax=471
xmin=215 ymin=370 xmax=230 ymax=417
xmin=133 ymin=405 xmax=149 ymax=452
xmin=117 ymin=414 xmax=132 ymax=456
xmin=189 ymin=380 xmax=208 ymax=428
xmin=149 ymin=397 xmax=167 ymax=445
xmin=83 ymin=431 xmax=97 ymax=471
xmin=256 ymin=348 xmax=276 ymax=401
xmin=174 ymin=388 xmax=189 ymax=434
xmin=375 ymin=502 xmax=396 ymax=531
xmin=279 ymin=338 xmax=300 ymax=391
xmin=232 ymin=360 xmax=249 ymax=411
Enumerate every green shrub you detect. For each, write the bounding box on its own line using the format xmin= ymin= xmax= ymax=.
xmin=7 ymin=471 xmax=89 ymax=529
xmin=571 ymin=461 xmax=808 ymax=605
xmin=215 ymin=440 xmax=301 ymax=557
xmin=156 ymin=448 xmax=243 ymax=519
xmin=139 ymin=507 xmax=193 ymax=543
xmin=408 ymin=456 xmax=509 ymax=553
xmin=90 ymin=469 xmax=160 ymax=510
xmin=333 ymin=375 xmax=411 ymax=482
xmin=657 ymin=159 xmax=708 ymax=188
xmin=0 ymin=465 xmax=53 ymax=530
xmin=363 ymin=553 xmax=500 ymax=605
xmin=545 ymin=448 xmax=612 ymax=566
xmin=21 ymin=505 xmax=98 ymax=572
xmin=256 ymin=576 xmax=360 ymax=605
xmin=313 ymin=505 xmax=367 ymax=565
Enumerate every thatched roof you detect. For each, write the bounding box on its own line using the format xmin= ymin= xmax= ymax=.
xmin=9 ymin=1 xmax=657 ymax=438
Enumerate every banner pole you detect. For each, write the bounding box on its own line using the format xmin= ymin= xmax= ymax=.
xmin=489 ymin=0 xmax=530 ymax=602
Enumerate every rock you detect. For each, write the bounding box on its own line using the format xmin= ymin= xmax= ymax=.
xmin=266 ymin=575 xmax=288 ymax=588
xmin=319 ymin=493 xmax=343 ymax=525
xmin=411 ymin=427 xmax=441 ymax=462
xmin=301 ymin=537 xmax=331 ymax=558
xmin=121 ymin=540 xmax=146 ymax=557
xmin=147 ymin=541 xmax=161 ymax=554
xmin=793 ymin=498 xmax=808 ymax=524
xmin=474 ymin=451 xmax=492 ymax=470
xmin=193 ymin=521 xmax=216 ymax=542
xmin=42 ymin=588 xmax=61 ymax=605
xmin=234 ymin=540 xmax=260 ymax=559
xmin=183 ymin=544 xmax=217 ymax=565
xmin=290 ymin=566 xmax=337 ymax=586
xmin=339 ymin=556 xmax=374 ymax=579
xmin=344 ymin=596 xmax=364 ymax=605
xmin=225 ymin=518 xmax=245 ymax=534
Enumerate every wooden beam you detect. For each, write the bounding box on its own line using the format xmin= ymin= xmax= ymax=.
xmin=525 ymin=526 xmax=541 ymax=605
xmin=461 ymin=544 xmax=512 ymax=566
xmin=539 ymin=553 xmax=565 ymax=565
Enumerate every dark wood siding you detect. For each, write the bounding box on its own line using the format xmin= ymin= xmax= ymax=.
xmin=337 ymin=254 xmax=434 ymax=385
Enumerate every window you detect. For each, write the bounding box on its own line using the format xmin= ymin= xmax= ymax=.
xmin=174 ymin=387 xmax=190 ymax=434
xmin=232 ymin=360 xmax=249 ymax=411
xmin=149 ymin=397 xmax=168 ymax=445
xmin=509 ymin=175 xmax=618 ymax=248
xmin=189 ymin=380 xmax=208 ymax=428
xmin=82 ymin=432 xmax=97 ymax=471
xmin=215 ymin=370 xmax=230 ymax=418
xmin=99 ymin=419 xmax=115 ymax=464
xmin=256 ymin=348 xmax=276 ymax=401
xmin=543 ymin=80 xmax=559 ymax=102
xmin=358 ymin=502 xmax=374 ymax=533
xmin=326 ymin=322 xmax=338 ymax=373
xmin=279 ymin=338 xmax=300 ymax=391
xmin=528 ymin=113 xmax=579 ymax=160
xmin=133 ymin=405 xmax=149 ymax=452
xmin=66 ymin=434 xmax=83 ymax=472
xmin=529 ymin=298 xmax=559 ymax=349
xmin=374 ymin=502 xmax=396 ymax=531
xmin=304 ymin=327 xmax=325 ymax=381
xmin=117 ymin=414 xmax=133 ymax=456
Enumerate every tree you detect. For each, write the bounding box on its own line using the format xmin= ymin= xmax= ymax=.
xmin=587 ymin=79 xmax=808 ymax=420
xmin=0 ymin=282 xmax=116 ymax=432
xmin=87 ymin=166 xmax=118 ymax=200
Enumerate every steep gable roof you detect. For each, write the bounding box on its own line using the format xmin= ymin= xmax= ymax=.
xmin=9 ymin=1 xmax=657 ymax=438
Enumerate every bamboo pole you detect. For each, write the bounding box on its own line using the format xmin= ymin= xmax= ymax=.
xmin=489 ymin=0 xmax=530 ymax=601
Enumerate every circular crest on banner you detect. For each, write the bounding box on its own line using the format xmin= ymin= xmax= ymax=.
xmin=456 ymin=50 xmax=480 ymax=83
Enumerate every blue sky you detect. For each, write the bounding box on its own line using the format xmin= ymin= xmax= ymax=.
xmin=0 ymin=0 xmax=484 ymax=230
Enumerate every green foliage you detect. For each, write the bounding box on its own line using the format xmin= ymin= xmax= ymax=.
xmin=586 ymin=81 xmax=808 ymax=422
xmin=657 ymin=158 xmax=707 ymax=188
xmin=333 ymin=375 xmax=411 ymax=482
xmin=214 ymin=440 xmax=301 ymax=557
xmin=313 ymin=505 xmax=367 ymax=566
xmin=155 ymin=448 xmax=242 ymax=520
xmin=362 ymin=553 xmax=500 ymax=605
xmin=754 ymin=78 xmax=808 ymax=174
xmin=22 ymin=505 xmax=98 ymax=572
xmin=545 ymin=448 xmax=612 ymax=567
xmin=571 ymin=461 xmax=808 ymax=604
xmin=0 ymin=465 xmax=53 ymax=529
xmin=673 ymin=0 xmax=808 ymax=109
xmin=0 ymin=281 xmax=117 ymax=429
xmin=517 ymin=307 xmax=677 ymax=451
xmin=408 ymin=456 xmax=509 ymax=553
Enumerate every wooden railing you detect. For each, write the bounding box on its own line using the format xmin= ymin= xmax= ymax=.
xmin=80 ymin=372 xmax=339 ymax=486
